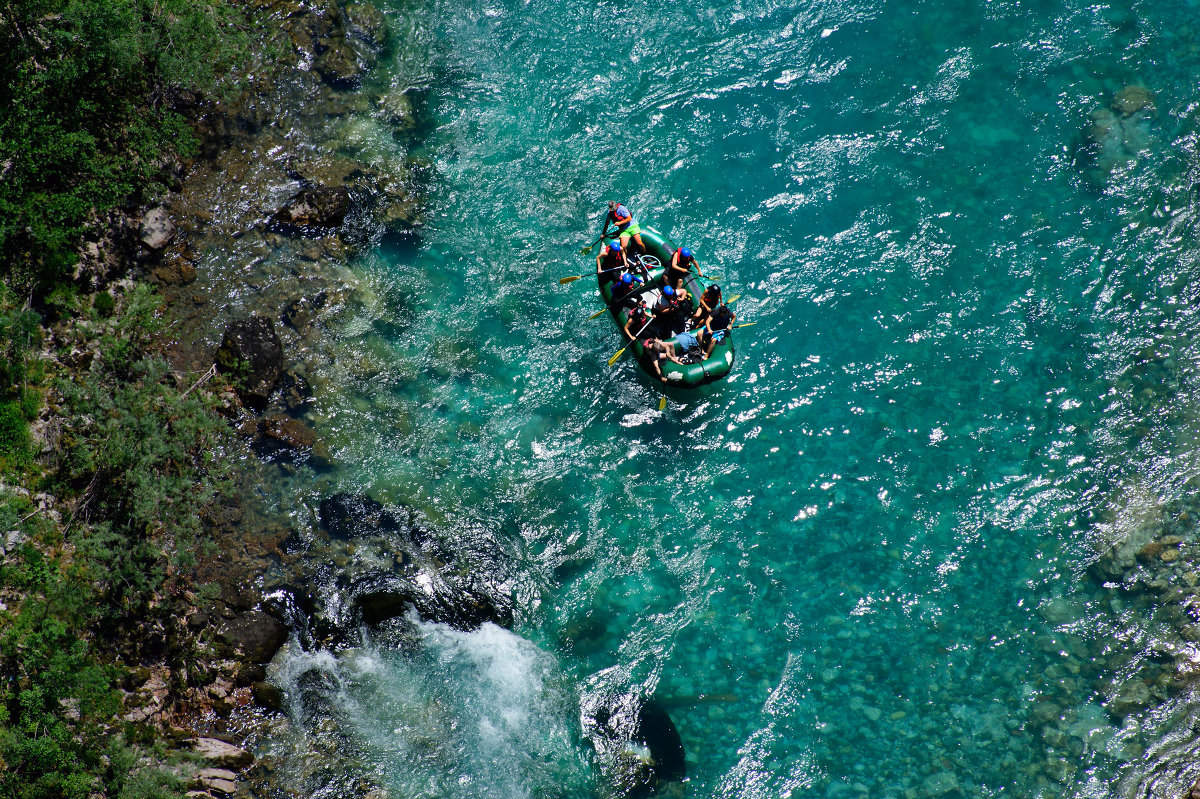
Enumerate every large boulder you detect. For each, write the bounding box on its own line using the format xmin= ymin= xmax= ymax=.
xmin=269 ymin=185 xmax=350 ymax=231
xmin=588 ymin=696 xmax=686 ymax=798
xmin=215 ymin=317 xmax=283 ymax=409
xmin=140 ymin=207 xmax=175 ymax=251
xmin=219 ymin=609 xmax=289 ymax=663
xmin=352 ymin=571 xmax=514 ymax=631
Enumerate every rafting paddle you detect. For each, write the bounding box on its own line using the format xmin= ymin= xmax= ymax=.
xmin=578 ymin=225 xmax=611 ymax=255
xmin=607 ymin=317 xmax=655 ymax=366
xmin=560 ymin=263 xmax=628 ymax=284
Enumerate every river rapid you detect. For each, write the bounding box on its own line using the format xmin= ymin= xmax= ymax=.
xmin=205 ymin=0 xmax=1200 ymax=796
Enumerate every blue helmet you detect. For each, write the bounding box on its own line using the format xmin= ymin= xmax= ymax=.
xmin=621 ymin=273 xmax=633 ymax=284
xmin=663 ymin=285 xmax=675 ymax=296
xmin=610 ymin=241 xmax=622 ymax=252
xmin=679 ymin=247 xmax=692 ymax=258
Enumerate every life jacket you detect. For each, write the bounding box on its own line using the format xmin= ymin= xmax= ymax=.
xmin=628 ymin=305 xmax=650 ymax=329
xmin=710 ymin=305 xmax=733 ymax=330
xmin=600 ymin=247 xmax=624 ymax=270
xmin=702 ymin=286 xmax=720 ymax=307
xmin=609 ymin=204 xmax=633 ymax=229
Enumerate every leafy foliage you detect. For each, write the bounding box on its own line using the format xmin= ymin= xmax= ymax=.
xmin=0 ymin=0 xmax=248 ymax=296
xmin=0 ymin=287 xmax=235 ymax=796
xmin=55 ymin=288 xmax=233 ymax=618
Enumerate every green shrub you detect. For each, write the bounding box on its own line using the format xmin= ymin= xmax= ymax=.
xmin=0 ymin=401 xmax=30 ymax=468
xmin=0 ymin=0 xmax=249 ymax=297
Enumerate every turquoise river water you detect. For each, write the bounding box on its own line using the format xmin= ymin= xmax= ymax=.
xmin=245 ymin=0 xmax=1200 ymax=796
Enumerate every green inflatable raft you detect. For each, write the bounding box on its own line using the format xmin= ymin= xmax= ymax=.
xmin=597 ymin=225 xmax=736 ymax=386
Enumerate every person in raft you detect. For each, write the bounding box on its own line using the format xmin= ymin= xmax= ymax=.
xmin=652 ymin=285 xmax=681 ymax=334
xmin=700 ymin=301 xmax=736 ymax=359
xmin=612 ymin=271 xmax=646 ymax=308
xmin=691 ymin=283 xmax=721 ymax=328
xmin=596 ymin=239 xmax=628 ymax=286
xmin=606 ymin=201 xmax=646 ymax=252
xmin=643 ymin=337 xmax=683 ymax=382
xmin=623 ymin=299 xmax=654 ymax=341
xmin=665 ymin=246 xmax=697 ymax=291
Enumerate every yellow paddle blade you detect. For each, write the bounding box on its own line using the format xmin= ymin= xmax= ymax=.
xmin=588 ymin=307 xmax=608 ymax=320
xmin=580 ymin=245 xmax=594 ymax=255
xmin=726 ymin=294 xmax=740 ymax=304
xmin=658 ymin=395 xmax=667 ymax=411
xmin=559 ymin=275 xmax=583 ymax=284
xmin=607 ymin=346 xmax=629 ymax=367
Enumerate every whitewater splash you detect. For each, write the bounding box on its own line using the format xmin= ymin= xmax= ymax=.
xmin=262 ymin=618 xmax=591 ymax=798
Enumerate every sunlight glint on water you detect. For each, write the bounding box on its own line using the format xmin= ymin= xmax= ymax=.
xmin=268 ymin=0 xmax=1200 ymax=796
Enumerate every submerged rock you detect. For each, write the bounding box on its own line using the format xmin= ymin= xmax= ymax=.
xmin=270 ymin=185 xmax=351 ymax=231
xmin=319 ymin=493 xmax=406 ymax=540
xmin=1107 ymin=678 xmax=1150 ymax=718
xmin=342 ymin=2 xmax=389 ymax=51
xmin=589 ymin=696 xmax=686 ymax=798
xmin=260 ymin=415 xmax=316 ymax=452
xmin=215 ymin=317 xmax=283 ymax=409
xmin=1111 ymin=85 xmax=1155 ymax=117
xmin=314 ymin=40 xmax=366 ymax=89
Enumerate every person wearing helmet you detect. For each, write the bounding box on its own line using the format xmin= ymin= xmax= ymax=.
xmin=612 ymin=270 xmax=645 ymax=308
xmin=596 ymin=239 xmax=628 ymax=286
xmin=642 ymin=337 xmax=683 ymax=382
xmin=700 ymin=302 xmax=736 ymax=359
xmin=691 ymin=283 xmax=721 ymax=327
xmin=623 ymin=299 xmax=655 ymax=341
xmin=606 ymin=201 xmax=646 ymax=252
xmin=666 ymin=246 xmax=696 ymax=290
xmin=652 ymin=285 xmax=684 ymax=336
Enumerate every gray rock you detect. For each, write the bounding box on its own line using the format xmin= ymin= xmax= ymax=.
xmin=215 ymin=317 xmax=283 ymax=409
xmin=140 ymin=207 xmax=175 ymax=250
xmin=199 ymin=776 xmax=236 ymax=797
xmin=190 ymin=737 xmax=253 ymax=768
xmin=196 ymin=768 xmax=237 ymax=782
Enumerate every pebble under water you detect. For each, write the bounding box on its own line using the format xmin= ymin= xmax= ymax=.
xmin=240 ymin=0 xmax=1200 ymax=796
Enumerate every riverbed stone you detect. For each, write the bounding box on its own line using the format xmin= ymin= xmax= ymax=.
xmin=270 ymin=185 xmax=351 ymax=230
xmin=190 ymin=737 xmax=253 ymax=768
xmin=215 ymin=317 xmax=283 ymax=409
xmin=218 ymin=609 xmax=288 ymax=663
xmin=1107 ymin=678 xmax=1150 ymax=718
xmin=260 ymin=415 xmax=316 ymax=451
xmin=343 ymin=2 xmax=389 ymax=51
xmin=1112 ymin=85 xmax=1155 ymax=117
